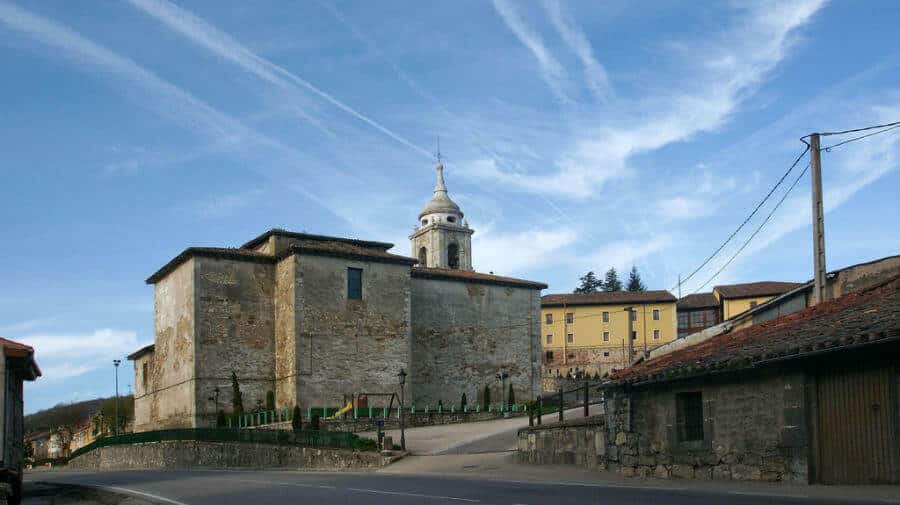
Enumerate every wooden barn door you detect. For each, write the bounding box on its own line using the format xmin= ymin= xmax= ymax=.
xmin=815 ymin=361 xmax=899 ymax=484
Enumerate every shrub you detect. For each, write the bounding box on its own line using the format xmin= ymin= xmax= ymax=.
xmin=265 ymin=391 xmax=275 ymax=411
xmin=460 ymin=393 xmax=467 ymax=410
xmin=305 ymin=413 xmax=320 ymax=431
xmin=230 ymin=372 xmax=244 ymax=417
xmin=216 ymin=410 xmax=226 ymax=427
xmin=291 ymin=405 xmax=302 ymax=431
xmin=482 ymin=385 xmax=491 ymax=410
xmin=507 ymin=384 xmax=515 ymax=407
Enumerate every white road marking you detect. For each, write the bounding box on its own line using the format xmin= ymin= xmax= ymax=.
xmin=346 ymin=487 xmax=480 ymax=502
xmin=103 ymin=486 xmax=191 ymax=505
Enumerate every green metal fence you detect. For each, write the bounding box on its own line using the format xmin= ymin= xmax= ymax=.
xmin=69 ymin=428 xmax=356 ymax=460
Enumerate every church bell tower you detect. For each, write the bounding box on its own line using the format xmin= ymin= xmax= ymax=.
xmin=410 ymin=161 xmax=474 ymax=270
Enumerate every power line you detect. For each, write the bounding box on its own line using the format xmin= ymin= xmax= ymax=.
xmin=692 ymin=161 xmax=811 ymax=294
xmin=670 ymin=145 xmax=810 ymax=293
xmin=821 ymin=123 xmax=900 ymax=152
xmin=817 ymin=119 xmax=900 ymax=137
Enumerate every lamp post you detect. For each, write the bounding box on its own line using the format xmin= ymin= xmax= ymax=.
xmin=495 ymin=369 xmax=509 ymax=412
xmin=397 ymin=368 xmax=407 ymax=452
xmin=208 ymin=386 xmax=220 ymax=427
xmin=113 ymin=359 xmax=121 ymax=437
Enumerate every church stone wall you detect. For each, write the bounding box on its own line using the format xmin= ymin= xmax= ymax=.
xmin=274 ymin=255 xmax=299 ymax=409
xmin=410 ymin=279 xmax=541 ymax=407
xmin=295 ymin=254 xmax=412 ymax=409
xmin=136 ymin=259 xmax=196 ymax=431
xmin=193 ymin=256 xmax=275 ymax=426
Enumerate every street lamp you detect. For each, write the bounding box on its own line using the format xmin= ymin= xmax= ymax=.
xmin=397 ymin=368 xmax=407 ymax=452
xmin=208 ymin=386 xmax=220 ymax=427
xmin=495 ymin=369 xmax=509 ymax=411
xmin=113 ymin=359 xmax=121 ymax=437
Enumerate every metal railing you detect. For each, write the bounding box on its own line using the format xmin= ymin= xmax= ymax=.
xmin=529 ymin=381 xmax=605 ymax=427
xmin=68 ymin=428 xmax=356 ymax=460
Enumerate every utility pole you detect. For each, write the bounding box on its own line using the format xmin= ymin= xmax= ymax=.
xmin=677 ymin=274 xmax=682 ymax=299
xmin=113 ymin=359 xmax=121 ymax=437
xmin=809 ymin=133 xmax=827 ymax=305
xmin=624 ymin=307 xmax=634 ymax=366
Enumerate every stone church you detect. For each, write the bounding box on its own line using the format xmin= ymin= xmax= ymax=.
xmin=128 ymin=162 xmax=546 ymax=431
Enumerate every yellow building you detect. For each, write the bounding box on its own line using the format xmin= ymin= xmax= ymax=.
xmin=712 ymin=281 xmax=803 ymax=320
xmin=540 ymin=290 xmax=677 ymax=388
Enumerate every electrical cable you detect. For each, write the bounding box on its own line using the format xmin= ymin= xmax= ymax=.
xmin=670 ymin=145 xmax=810 ymax=293
xmin=817 ymin=120 xmax=900 ymax=137
xmin=691 ymin=161 xmax=811 ymax=294
xmin=821 ymin=123 xmax=900 ymax=151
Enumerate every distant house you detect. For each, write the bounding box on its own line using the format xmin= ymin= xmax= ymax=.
xmin=676 ymin=293 xmax=720 ymax=338
xmin=600 ymin=273 xmax=900 ymax=484
xmin=1 ymin=337 xmax=40 ymax=504
xmin=712 ymin=281 xmax=804 ymax=320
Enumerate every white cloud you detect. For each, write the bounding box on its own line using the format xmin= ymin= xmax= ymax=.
xmin=17 ymin=329 xmax=147 ymax=381
xmin=472 ymin=225 xmax=578 ymax=275
xmin=655 ymin=197 xmax=713 ymax=221
xmin=187 ymin=187 xmax=265 ymax=219
xmin=541 ymin=0 xmax=612 ymax=101
xmin=492 ymin=0 xmax=570 ymax=103
xmin=582 ymin=237 xmax=672 ymax=275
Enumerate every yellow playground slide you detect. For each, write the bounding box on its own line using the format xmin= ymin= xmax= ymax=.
xmin=328 ymin=400 xmax=354 ymax=419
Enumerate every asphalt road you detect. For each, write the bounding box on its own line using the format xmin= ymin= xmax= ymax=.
xmin=26 ymin=469 xmax=886 ymax=505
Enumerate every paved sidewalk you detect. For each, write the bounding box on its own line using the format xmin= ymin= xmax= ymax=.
xmin=381 ymin=452 xmax=900 ymax=504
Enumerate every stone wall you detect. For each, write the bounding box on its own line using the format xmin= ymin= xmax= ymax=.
xmin=295 ymin=254 xmax=412 ymax=409
xmin=274 ymin=255 xmax=298 ymax=409
xmin=194 ymin=256 xmax=276 ymax=427
xmin=135 ymin=259 xmax=196 ymax=431
xmin=67 ymin=441 xmax=387 ymax=471
xmin=519 ymin=368 xmax=810 ymax=483
xmin=255 ymin=409 xmax=526 ymax=433
xmin=411 ymin=278 xmax=541 ymax=407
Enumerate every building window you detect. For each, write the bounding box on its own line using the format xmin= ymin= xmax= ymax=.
xmin=545 ymin=313 xmax=553 ymax=324
xmin=631 ymin=331 xmax=637 ymax=340
xmin=565 ymin=312 xmax=574 ymax=324
xmin=630 ymin=310 xmax=637 ymax=321
xmin=447 ymin=216 xmax=456 ymax=223
xmin=546 ymin=334 xmax=553 ymax=344
xmin=421 ymin=219 xmax=428 ymax=226
xmin=566 ymin=333 xmax=574 ymax=343
xmin=653 ymin=308 xmax=660 ymax=321
xmin=678 ymin=313 xmax=689 ymax=328
xmin=545 ymin=350 xmax=553 ymax=361
xmin=602 ymin=311 xmax=609 ymax=323
xmin=603 ymin=352 xmax=610 ymax=357
xmin=654 ymin=329 xmax=660 ymax=340
xmin=347 ymin=268 xmax=362 ymax=299
xmin=676 ymin=392 xmax=704 ymax=442
xmin=602 ymin=331 xmax=609 ymax=342
xmin=447 ymin=243 xmax=460 ymax=269
xmin=690 ymin=311 xmax=704 ymax=326
xmin=418 ymin=247 xmax=427 ymax=266
xmin=142 ymin=362 xmax=148 ymax=389
xmin=750 ymin=301 xmax=758 ymax=308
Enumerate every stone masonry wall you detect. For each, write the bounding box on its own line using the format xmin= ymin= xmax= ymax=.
xmin=519 ymin=368 xmax=810 ymax=483
xmin=67 ymin=441 xmax=386 ymax=471
xmin=274 ymin=255 xmax=298 ymax=409
xmin=411 ymin=278 xmax=541 ymax=407
xmin=135 ymin=259 xmax=196 ymax=431
xmin=295 ymin=254 xmax=412 ymax=409
xmin=194 ymin=256 xmax=275 ymax=427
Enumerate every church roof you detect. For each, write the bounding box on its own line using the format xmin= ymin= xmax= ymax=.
xmin=412 ymin=267 xmax=547 ymax=289
xmin=146 ymin=247 xmax=275 ymax=284
xmin=285 ymin=242 xmax=417 ymax=265
xmin=241 ymin=228 xmax=393 ymax=251
xmin=419 ymin=162 xmax=463 ymax=219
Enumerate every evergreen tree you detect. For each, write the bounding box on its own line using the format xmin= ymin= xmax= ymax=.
xmin=216 ymin=410 xmax=226 ymax=428
xmin=460 ymin=393 xmax=468 ymax=410
xmin=507 ymin=384 xmax=515 ymax=407
xmin=482 ymin=385 xmax=491 ymax=410
xmin=265 ymin=390 xmax=275 ymax=411
xmin=603 ymin=268 xmax=623 ymax=292
xmin=291 ymin=405 xmax=302 ymax=431
xmin=626 ymin=266 xmax=646 ymax=292
xmin=574 ymin=271 xmax=602 ymax=293
xmin=230 ymin=372 xmax=244 ymax=416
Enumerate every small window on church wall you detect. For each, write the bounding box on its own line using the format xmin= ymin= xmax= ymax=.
xmin=448 ymin=243 xmax=459 ymax=269
xmin=422 ymin=219 xmax=428 ymax=226
xmin=447 ymin=216 xmax=456 ymax=223
xmin=418 ymin=247 xmax=427 ymax=266
xmin=347 ymin=268 xmax=362 ymax=300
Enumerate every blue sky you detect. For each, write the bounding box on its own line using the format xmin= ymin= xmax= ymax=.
xmin=2 ymin=0 xmax=899 ymax=413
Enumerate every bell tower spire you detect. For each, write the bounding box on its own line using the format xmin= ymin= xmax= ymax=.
xmin=409 ymin=155 xmax=474 ymax=271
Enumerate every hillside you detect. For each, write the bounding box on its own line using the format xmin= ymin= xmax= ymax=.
xmin=25 ymin=395 xmax=134 ymax=434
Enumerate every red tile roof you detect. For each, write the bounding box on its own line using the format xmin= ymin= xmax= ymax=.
xmin=676 ymin=292 xmax=719 ymax=310
xmin=146 ymin=247 xmax=275 ymax=284
xmin=283 ymin=242 xmax=417 ymax=265
xmin=241 ymin=228 xmax=393 ymax=251
xmin=713 ymin=281 xmax=804 ymax=299
xmin=0 ymin=336 xmax=41 ymax=379
xmin=542 ymin=290 xmax=676 ymax=307
xmin=609 ymin=274 xmax=900 ymax=387
xmin=412 ymin=267 xmax=547 ymax=289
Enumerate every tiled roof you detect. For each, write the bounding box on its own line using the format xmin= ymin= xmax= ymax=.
xmin=0 ymin=337 xmax=41 ymax=379
xmin=146 ymin=247 xmax=275 ymax=284
xmin=713 ymin=281 xmax=804 ymax=299
xmin=412 ymin=267 xmax=547 ymax=289
xmin=609 ymin=274 xmax=900 ymax=387
xmin=282 ymin=242 xmax=417 ymax=265
xmin=677 ymin=292 xmax=719 ymax=310
xmin=542 ymin=290 xmax=676 ymax=307
xmin=127 ymin=343 xmax=155 ymax=361
xmin=241 ymin=228 xmax=393 ymax=251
